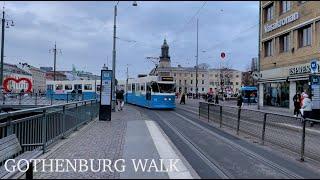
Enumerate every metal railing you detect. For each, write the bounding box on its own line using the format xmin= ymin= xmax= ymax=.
xmin=0 ymin=92 xmax=100 ymax=106
xmin=0 ymin=99 xmax=100 ymax=155
xmin=199 ymin=102 xmax=320 ymax=162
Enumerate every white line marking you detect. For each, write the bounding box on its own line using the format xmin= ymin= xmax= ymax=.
xmin=145 ymin=120 xmax=193 ymax=179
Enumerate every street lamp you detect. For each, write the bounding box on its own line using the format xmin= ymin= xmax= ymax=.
xmin=111 ymin=1 xmax=138 ymax=111
xmin=0 ymin=7 xmax=14 ymax=91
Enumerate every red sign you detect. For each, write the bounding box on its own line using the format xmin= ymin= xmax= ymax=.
xmin=3 ymin=77 xmax=33 ymax=93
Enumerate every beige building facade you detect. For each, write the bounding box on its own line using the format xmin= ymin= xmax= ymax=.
xmin=150 ymin=39 xmax=242 ymax=95
xmin=259 ymin=1 xmax=320 ymax=111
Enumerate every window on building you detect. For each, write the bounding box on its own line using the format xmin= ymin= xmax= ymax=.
xmin=264 ymin=3 xmax=274 ymax=22
xmin=191 ymin=88 xmax=193 ymax=91
xmin=215 ymin=74 xmax=218 ymax=77
xmin=279 ymin=33 xmax=290 ymax=53
xmin=236 ymin=82 xmax=239 ymax=85
xmin=191 ymin=74 xmax=193 ymax=77
xmin=84 ymin=84 xmax=92 ymax=90
xmin=236 ymin=75 xmax=239 ymax=78
xmin=280 ymin=1 xmax=291 ymax=14
xmin=202 ymin=88 xmax=204 ymax=92
xmin=140 ymin=84 xmax=145 ymax=91
xmin=174 ymin=73 xmax=176 ymax=76
xmin=298 ymin=25 xmax=312 ymax=48
xmin=202 ymin=74 xmax=204 ymax=77
xmin=65 ymin=84 xmax=72 ymax=90
xmin=179 ymin=80 xmax=181 ymax=85
xmin=202 ymin=80 xmax=204 ymax=84
xmin=264 ymin=39 xmax=273 ymax=57
xmin=191 ymin=80 xmax=193 ymax=84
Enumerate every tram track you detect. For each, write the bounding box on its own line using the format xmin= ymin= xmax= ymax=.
xmin=133 ymin=104 xmax=320 ymax=178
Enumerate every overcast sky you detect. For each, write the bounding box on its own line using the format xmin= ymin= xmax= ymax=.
xmin=4 ymin=1 xmax=259 ymax=80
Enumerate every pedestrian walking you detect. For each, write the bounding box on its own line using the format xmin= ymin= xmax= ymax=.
xmin=180 ymin=93 xmax=186 ymax=104
xmin=293 ymin=92 xmax=301 ymax=117
xmin=215 ymin=94 xmax=219 ymax=104
xmin=301 ymin=93 xmax=313 ymax=127
xmin=116 ymin=89 xmax=124 ymax=111
xmin=237 ymin=94 xmax=243 ymax=108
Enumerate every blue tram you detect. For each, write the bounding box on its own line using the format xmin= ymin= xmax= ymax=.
xmin=121 ymin=76 xmax=176 ymax=109
xmin=239 ymin=86 xmax=258 ymax=103
xmin=46 ymin=80 xmax=101 ymax=100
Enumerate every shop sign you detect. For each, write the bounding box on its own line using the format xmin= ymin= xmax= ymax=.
xmin=311 ymin=60 xmax=318 ymax=74
xmin=264 ymin=12 xmax=299 ymax=33
xmin=289 ymin=61 xmax=320 ymax=75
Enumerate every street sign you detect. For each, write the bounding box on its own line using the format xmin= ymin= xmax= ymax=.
xmin=310 ymin=60 xmax=318 ymax=74
xmin=99 ymin=70 xmax=113 ymax=121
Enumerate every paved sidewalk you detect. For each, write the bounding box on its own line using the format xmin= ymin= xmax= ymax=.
xmin=33 ymin=105 xmax=197 ymax=179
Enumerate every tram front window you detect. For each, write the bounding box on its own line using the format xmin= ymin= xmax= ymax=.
xmin=158 ymin=83 xmax=175 ymax=93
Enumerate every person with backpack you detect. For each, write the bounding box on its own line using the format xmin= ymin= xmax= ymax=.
xmin=293 ymin=92 xmax=301 ymax=117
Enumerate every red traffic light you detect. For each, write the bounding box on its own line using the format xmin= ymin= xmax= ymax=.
xmin=221 ymin=52 xmax=226 ymax=59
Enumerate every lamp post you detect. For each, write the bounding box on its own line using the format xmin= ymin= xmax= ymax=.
xmin=0 ymin=7 xmax=14 ymax=91
xmin=111 ymin=1 xmax=137 ymax=111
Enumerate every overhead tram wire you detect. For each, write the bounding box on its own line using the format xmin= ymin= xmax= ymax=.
xmin=202 ymin=23 xmax=258 ymax=53
xmin=170 ymin=1 xmax=207 ymax=46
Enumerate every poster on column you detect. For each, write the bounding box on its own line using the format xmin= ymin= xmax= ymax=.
xmin=99 ymin=70 xmax=113 ymax=121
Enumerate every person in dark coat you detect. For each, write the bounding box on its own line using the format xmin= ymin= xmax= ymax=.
xmin=293 ymin=92 xmax=301 ymax=117
xmin=215 ymin=94 xmax=219 ymax=104
xmin=237 ymin=94 xmax=243 ymax=108
xmin=180 ymin=93 xmax=186 ymax=104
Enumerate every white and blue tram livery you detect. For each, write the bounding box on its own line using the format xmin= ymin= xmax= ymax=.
xmin=46 ymin=80 xmax=101 ymax=100
xmin=122 ymin=75 xmax=176 ymax=109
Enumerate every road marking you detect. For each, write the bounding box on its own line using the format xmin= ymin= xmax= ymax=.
xmin=171 ymin=111 xmax=303 ymax=179
xmin=145 ymin=120 xmax=193 ymax=179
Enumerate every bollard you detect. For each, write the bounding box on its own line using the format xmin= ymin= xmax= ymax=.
xmin=42 ymin=109 xmax=47 ymax=153
xmin=219 ymin=106 xmax=223 ymax=128
xmin=2 ymin=93 xmax=5 ymax=105
xmin=237 ymin=107 xmax=241 ymax=135
xmin=261 ymin=113 xmax=267 ymax=145
xmin=300 ymin=118 xmax=306 ymax=162
xmin=50 ymin=94 xmax=53 ymax=105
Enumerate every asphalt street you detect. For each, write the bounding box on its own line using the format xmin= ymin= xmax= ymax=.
xmin=133 ymin=101 xmax=320 ymax=179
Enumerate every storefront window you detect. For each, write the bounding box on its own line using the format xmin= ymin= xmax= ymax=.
xmin=296 ymin=80 xmax=310 ymax=95
xmin=263 ymin=82 xmax=289 ymax=108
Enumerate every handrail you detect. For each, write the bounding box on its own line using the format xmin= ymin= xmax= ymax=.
xmin=0 ymin=99 xmax=98 ymax=120
xmin=201 ymin=101 xmax=302 ymax=119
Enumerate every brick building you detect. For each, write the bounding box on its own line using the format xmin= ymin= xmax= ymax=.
xmin=259 ymin=1 xmax=320 ymax=111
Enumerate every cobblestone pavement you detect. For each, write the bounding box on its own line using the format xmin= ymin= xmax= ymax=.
xmin=33 ymin=106 xmax=138 ymax=179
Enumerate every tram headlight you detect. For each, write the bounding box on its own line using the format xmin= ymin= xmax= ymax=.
xmin=164 ymin=98 xmax=167 ymax=101
xmin=168 ymin=98 xmax=171 ymax=101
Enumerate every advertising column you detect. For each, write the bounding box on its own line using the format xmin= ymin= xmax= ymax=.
xmin=99 ymin=70 xmax=113 ymax=121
